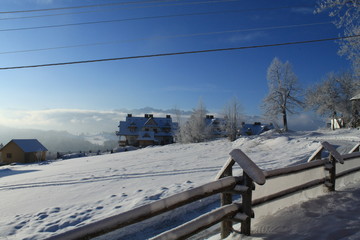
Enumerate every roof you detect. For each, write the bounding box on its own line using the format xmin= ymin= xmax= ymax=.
xmin=10 ymin=139 xmax=48 ymax=153
xmin=117 ymin=115 xmax=177 ymax=136
xmin=240 ymin=123 xmax=274 ymax=136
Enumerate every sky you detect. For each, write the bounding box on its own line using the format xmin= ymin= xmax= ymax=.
xmin=0 ymin=0 xmax=352 ymax=134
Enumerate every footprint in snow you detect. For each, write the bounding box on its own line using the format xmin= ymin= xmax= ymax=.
xmin=14 ymin=221 xmax=28 ymax=230
xmin=145 ymin=193 xmax=163 ymax=201
xmin=50 ymin=207 xmax=61 ymax=214
xmin=36 ymin=212 xmax=49 ymax=220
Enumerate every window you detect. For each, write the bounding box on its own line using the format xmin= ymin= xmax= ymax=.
xmin=7 ymin=153 xmax=12 ymax=159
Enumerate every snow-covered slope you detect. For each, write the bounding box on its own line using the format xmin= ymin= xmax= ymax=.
xmin=0 ymin=129 xmax=359 ymax=240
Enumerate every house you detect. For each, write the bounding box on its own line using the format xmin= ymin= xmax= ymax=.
xmin=204 ymin=115 xmax=227 ymax=138
xmin=116 ymin=114 xmax=178 ymax=147
xmin=240 ymin=122 xmax=274 ymax=136
xmin=0 ymin=139 xmax=48 ymax=164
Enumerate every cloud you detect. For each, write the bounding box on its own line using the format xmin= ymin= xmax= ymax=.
xmin=288 ymin=112 xmax=326 ymax=131
xmin=226 ymin=32 xmax=266 ymax=43
xmin=34 ymin=0 xmax=54 ymax=4
xmin=0 ymin=109 xmax=125 ymax=134
xmin=163 ymin=85 xmax=232 ymax=93
xmin=0 ymin=108 xmax=193 ymax=134
xmin=291 ymin=7 xmax=314 ymax=15
xmin=0 ymin=108 xmax=326 ymax=135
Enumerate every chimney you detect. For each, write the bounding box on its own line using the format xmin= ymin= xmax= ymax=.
xmin=149 ymin=114 xmax=153 ymax=118
xmin=166 ymin=115 xmax=171 ymax=118
xmin=127 ymin=114 xmax=132 ymax=117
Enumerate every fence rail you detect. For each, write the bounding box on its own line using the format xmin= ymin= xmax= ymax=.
xmin=46 ymin=141 xmax=360 ymax=240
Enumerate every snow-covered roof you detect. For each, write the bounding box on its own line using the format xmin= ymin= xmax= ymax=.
xmin=240 ymin=123 xmax=273 ymax=136
xmin=10 ymin=139 xmax=48 ymax=153
xmin=350 ymin=93 xmax=360 ymax=101
xmin=117 ymin=115 xmax=176 ymax=137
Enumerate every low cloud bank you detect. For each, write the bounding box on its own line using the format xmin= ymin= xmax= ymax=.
xmin=0 ymin=108 xmax=326 ymax=135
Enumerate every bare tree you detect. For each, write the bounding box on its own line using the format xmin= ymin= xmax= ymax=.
xmin=316 ymin=0 xmax=360 ymax=75
xmin=178 ymin=101 xmax=211 ymax=143
xmin=305 ymin=71 xmax=360 ymax=125
xmin=262 ymin=57 xmax=303 ymax=132
xmin=223 ymin=97 xmax=242 ymax=141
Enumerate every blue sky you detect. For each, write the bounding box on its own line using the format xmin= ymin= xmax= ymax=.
xmin=0 ymin=0 xmax=351 ymax=133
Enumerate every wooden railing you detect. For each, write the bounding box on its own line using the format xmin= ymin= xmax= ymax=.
xmin=46 ymin=141 xmax=360 ymax=240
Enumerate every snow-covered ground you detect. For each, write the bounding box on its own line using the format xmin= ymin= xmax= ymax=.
xmin=0 ymin=129 xmax=359 ymax=240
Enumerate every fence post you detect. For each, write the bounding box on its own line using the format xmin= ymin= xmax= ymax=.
xmin=321 ymin=141 xmax=343 ymax=192
xmin=240 ymin=172 xmax=253 ymax=235
xmin=325 ymin=154 xmax=336 ymax=191
xmin=220 ymin=163 xmax=233 ymax=239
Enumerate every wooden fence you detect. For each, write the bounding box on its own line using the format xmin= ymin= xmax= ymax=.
xmin=46 ymin=141 xmax=360 ymax=240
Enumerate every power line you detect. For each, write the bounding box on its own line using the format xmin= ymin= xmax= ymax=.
xmin=0 ymin=0 xmax=181 ymax=14
xmin=0 ymin=2 xmax=310 ymax=21
xmin=1 ymin=34 xmax=359 ymax=71
xmin=0 ymin=21 xmax=332 ymax=55
xmin=0 ymin=7 xmax=319 ymax=33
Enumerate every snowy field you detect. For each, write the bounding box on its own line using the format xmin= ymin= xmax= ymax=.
xmin=0 ymin=129 xmax=359 ymax=240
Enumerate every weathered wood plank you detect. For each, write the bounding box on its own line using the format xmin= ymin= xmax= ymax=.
xmin=240 ymin=173 xmax=253 ymax=235
xmin=219 ymin=158 xmax=234 ymax=239
xmin=342 ymin=151 xmax=360 ymax=160
xmin=151 ymin=203 xmax=241 ymax=240
xmin=45 ymin=176 xmax=240 ymax=240
xmin=230 ymin=149 xmax=266 ymax=185
xmin=215 ymin=157 xmax=235 ymax=180
xmin=307 ymin=145 xmax=324 ymax=162
xmin=322 ymin=141 xmax=344 ymax=164
xmin=252 ymin=178 xmax=325 ymax=206
xmin=349 ymin=143 xmax=360 ymax=153
xmin=264 ymin=159 xmax=326 ymax=179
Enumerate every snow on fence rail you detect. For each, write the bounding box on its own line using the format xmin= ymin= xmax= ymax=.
xmin=46 ymin=141 xmax=360 ymax=240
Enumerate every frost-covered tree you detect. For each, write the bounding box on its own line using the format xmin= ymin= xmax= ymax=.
xmin=305 ymin=71 xmax=360 ymax=124
xmin=178 ymin=101 xmax=212 ymax=143
xmin=262 ymin=57 xmax=303 ymax=132
xmin=222 ymin=97 xmax=242 ymax=141
xmin=316 ymin=0 xmax=360 ymax=75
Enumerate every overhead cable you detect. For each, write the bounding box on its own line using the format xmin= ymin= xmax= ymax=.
xmin=0 ymin=8 xmax=321 ymax=32
xmin=0 ymin=21 xmax=332 ymax=55
xmin=1 ymin=34 xmax=359 ymax=70
xmin=0 ymin=0 xmax=183 ymax=14
xmin=0 ymin=3 xmax=312 ymax=21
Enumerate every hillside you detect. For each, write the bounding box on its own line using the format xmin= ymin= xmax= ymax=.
xmin=0 ymin=126 xmax=118 ymax=153
xmin=0 ymin=129 xmax=359 ymax=239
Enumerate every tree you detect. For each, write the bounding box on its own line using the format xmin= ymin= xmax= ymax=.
xmin=316 ymin=0 xmax=360 ymax=75
xmin=305 ymin=71 xmax=360 ymax=125
xmin=178 ymin=101 xmax=212 ymax=143
xmin=222 ymin=97 xmax=242 ymax=141
xmin=262 ymin=57 xmax=303 ymax=132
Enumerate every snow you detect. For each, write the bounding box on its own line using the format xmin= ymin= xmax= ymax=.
xmin=0 ymin=129 xmax=359 ymax=239
xmin=214 ymin=179 xmax=360 ymax=240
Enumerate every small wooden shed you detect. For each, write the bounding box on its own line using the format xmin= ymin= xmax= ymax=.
xmin=0 ymin=139 xmax=48 ymax=164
